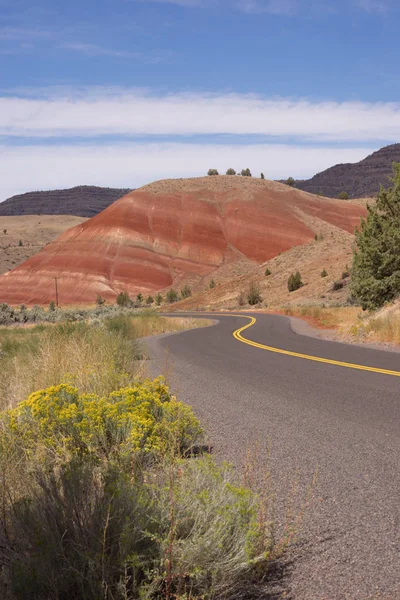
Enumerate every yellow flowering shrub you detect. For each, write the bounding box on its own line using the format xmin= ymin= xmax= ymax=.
xmin=2 ymin=377 xmax=203 ymax=466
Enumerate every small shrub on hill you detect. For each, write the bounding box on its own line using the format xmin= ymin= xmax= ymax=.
xmin=226 ymin=168 xmax=236 ymax=175
xmin=207 ymin=168 xmax=219 ymax=176
xmin=241 ymin=168 xmax=252 ymax=177
xmin=286 ymin=177 xmax=295 ymax=187
xmin=155 ymin=292 xmax=163 ymax=306
xmin=261 ymin=172 xmax=265 ymax=179
xmin=49 ymin=300 xmax=56 ymax=311
xmin=321 ymin=269 xmax=328 ymax=278
xmin=237 ymin=290 xmax=246 ymax=306
xmin=338 ymin=191 xmax=349 ymax=200
xmin=181 ymin=284 xmax=192 ymax=299
xmin=166 ymin=289 xmax=179 ymax=304
xmin=265 ymin=268 xmax=271 ymax=276
xmin=116 ymin=290 xmax=131 ymax=307
xmin=288 ymin=271 xmax=303 ymax=292
xmin=209 ymin=279 xmax=216 ymax=289
xmin=146 ymin=295 xmax=154 ymax=305
xmin=247 ymin=281 xmax=262 ymax=305
xmin=332 ymin=280 xmax=344 ymax=291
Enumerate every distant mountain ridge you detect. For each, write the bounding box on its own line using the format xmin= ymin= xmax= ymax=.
xmin=0 ymin=185 xmax=132 ymax=217
xmin=293 ymin=144 xmax=400 ymax=198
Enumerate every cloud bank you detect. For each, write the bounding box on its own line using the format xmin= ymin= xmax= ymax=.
xmin=1 ymin=90 xmax=399 ymax=142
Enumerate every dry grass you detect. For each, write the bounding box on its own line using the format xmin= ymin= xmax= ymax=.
xmin=279 ymin=304 xmax=363 ymax=332
xmin=0 ymin=312 xmax=212 ymax=411
xmin=0 ymin=215 xmax=87 ymax=275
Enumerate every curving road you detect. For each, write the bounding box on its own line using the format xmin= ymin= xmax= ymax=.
xmin=146 ymin=313 xmax=400 ymax=600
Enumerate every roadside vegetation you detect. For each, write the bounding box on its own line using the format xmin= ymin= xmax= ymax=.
xmin=0 ymin=308 xmax=309 ymax=599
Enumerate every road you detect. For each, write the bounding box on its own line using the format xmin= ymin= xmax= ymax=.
xmin=146 ymin=313 xmax=400 ymax=600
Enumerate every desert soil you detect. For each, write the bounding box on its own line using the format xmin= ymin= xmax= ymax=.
xmin=0 ymin=215 xmax=87 ymax=276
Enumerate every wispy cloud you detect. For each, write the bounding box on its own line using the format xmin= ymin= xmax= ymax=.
xmin=355 ymin=0 xmax=390 ymax=14
xmin=62 ymin=43 xmax=142 ymax=59
xmin=1 ymin=88 xmax=400 ymax=142
xmin=238 ymin=0 xmax=298 ymax=16
xmin=0 ymin=26 xmax=53 ymax=41
xmin=0 ymin=142 xmax=373 ymax=202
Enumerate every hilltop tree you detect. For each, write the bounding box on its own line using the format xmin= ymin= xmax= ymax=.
xmin=226 ymin=168 xmax=236 ymax=175
xmin=260 ymin=173 xmax=265 ymax=180
xmin=286 ymin=177 xmax=295 ymax=187
xmin=338 ymin=191 xmax=349 ymax=200
xmin=241 ymin=168 xmax=252 ymax=177
xmin=207 ymin=169 xmax=219 ymax=176
xmin=351 ymin=163 xmax=400 ymax=310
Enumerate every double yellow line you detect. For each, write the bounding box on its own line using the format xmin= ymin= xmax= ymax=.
xmin=219 ymin=313 xmax=400 ymax=378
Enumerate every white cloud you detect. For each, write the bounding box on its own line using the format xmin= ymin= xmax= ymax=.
xmin=0 ymin=142 xmax=373 ymax=202
xmin=1 ymin=89 xmax=400 ymax=142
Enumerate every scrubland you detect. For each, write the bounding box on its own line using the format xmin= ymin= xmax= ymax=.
xmin=0 ymin=309 xmax=307 ymax=599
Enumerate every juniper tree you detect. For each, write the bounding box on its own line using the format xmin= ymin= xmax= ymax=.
xmin=351 ymin=163 xmax=400 ymax=310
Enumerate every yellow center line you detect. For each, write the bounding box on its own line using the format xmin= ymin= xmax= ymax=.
xmin=209 ymin=313 xmax=400 ymax=378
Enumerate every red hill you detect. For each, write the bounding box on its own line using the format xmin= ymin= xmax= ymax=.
xmin=0 ymin=177 xmax=367 ymax=305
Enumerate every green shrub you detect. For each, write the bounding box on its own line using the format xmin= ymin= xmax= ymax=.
xmin=18 ymin=240 xmax=23 ymax=247
xmin=261 ymin=172 xmax=265 ymax=179
xmin=49 ymin=300 xmax=56 ymax=312
xmin=116 ymin=291 xmax=131 ymax=307
xmin=207 ymin=168 xmax=219 ymax=176
xmin=265 ymin=268 xmax=271 ymax=276
xmin=209 ymin=279 xmax=216 ymax=289
xmin=332 ymin=280 xmax=344 ymax=291
xmin=155 ymin=292 xmax=163 ymax=306
xmin=338 ymin=191 xmax=349 ymax=200
xmin=180 ymin=284 xmax=192 ymax=299
xmin=321 ymin=269 xmax=328 ymax=278
xmin=288 ymin=271 xmax=303 ymax=292
xmin=241 ymin=168 xmax=252 ymax=177
xmin=226 ymin=168 xmax=236 ymax=175
xmin=286 ymin=177 xmax=295 ymax=187
xmin=166 ymin=289 xmax=179 ymax=304
xmin=247 ymin=281 xmax=262 ymax=305
xmin=136 ymin=293 xmax=143 ymax=305
xmin=146 ymin=295 xmax=154 ymax=305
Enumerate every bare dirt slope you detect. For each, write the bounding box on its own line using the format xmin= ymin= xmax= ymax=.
xmin=0 ymin=176 xmax=366 ymax=306
xmin=0 ymin=215 xmax=87 ymax=277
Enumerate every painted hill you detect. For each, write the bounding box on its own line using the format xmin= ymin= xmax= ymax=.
xmin=0 ymin=186 xmax=132 ymax=217
xmin=293 ymin=144 xmax=400 ymax=198
xmin=0 ymin=176 xmax=367 ymax=306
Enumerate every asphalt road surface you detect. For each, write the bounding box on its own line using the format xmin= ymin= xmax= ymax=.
xmin=146 ymin=313 xmax=400 ymax=600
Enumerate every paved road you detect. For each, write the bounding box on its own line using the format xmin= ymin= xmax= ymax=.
xmin=146 ymin=313 xmax=400 ymax=600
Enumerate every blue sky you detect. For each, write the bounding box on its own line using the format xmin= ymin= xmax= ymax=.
xmin=0 ymin=0 xmax=399 ymax=200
